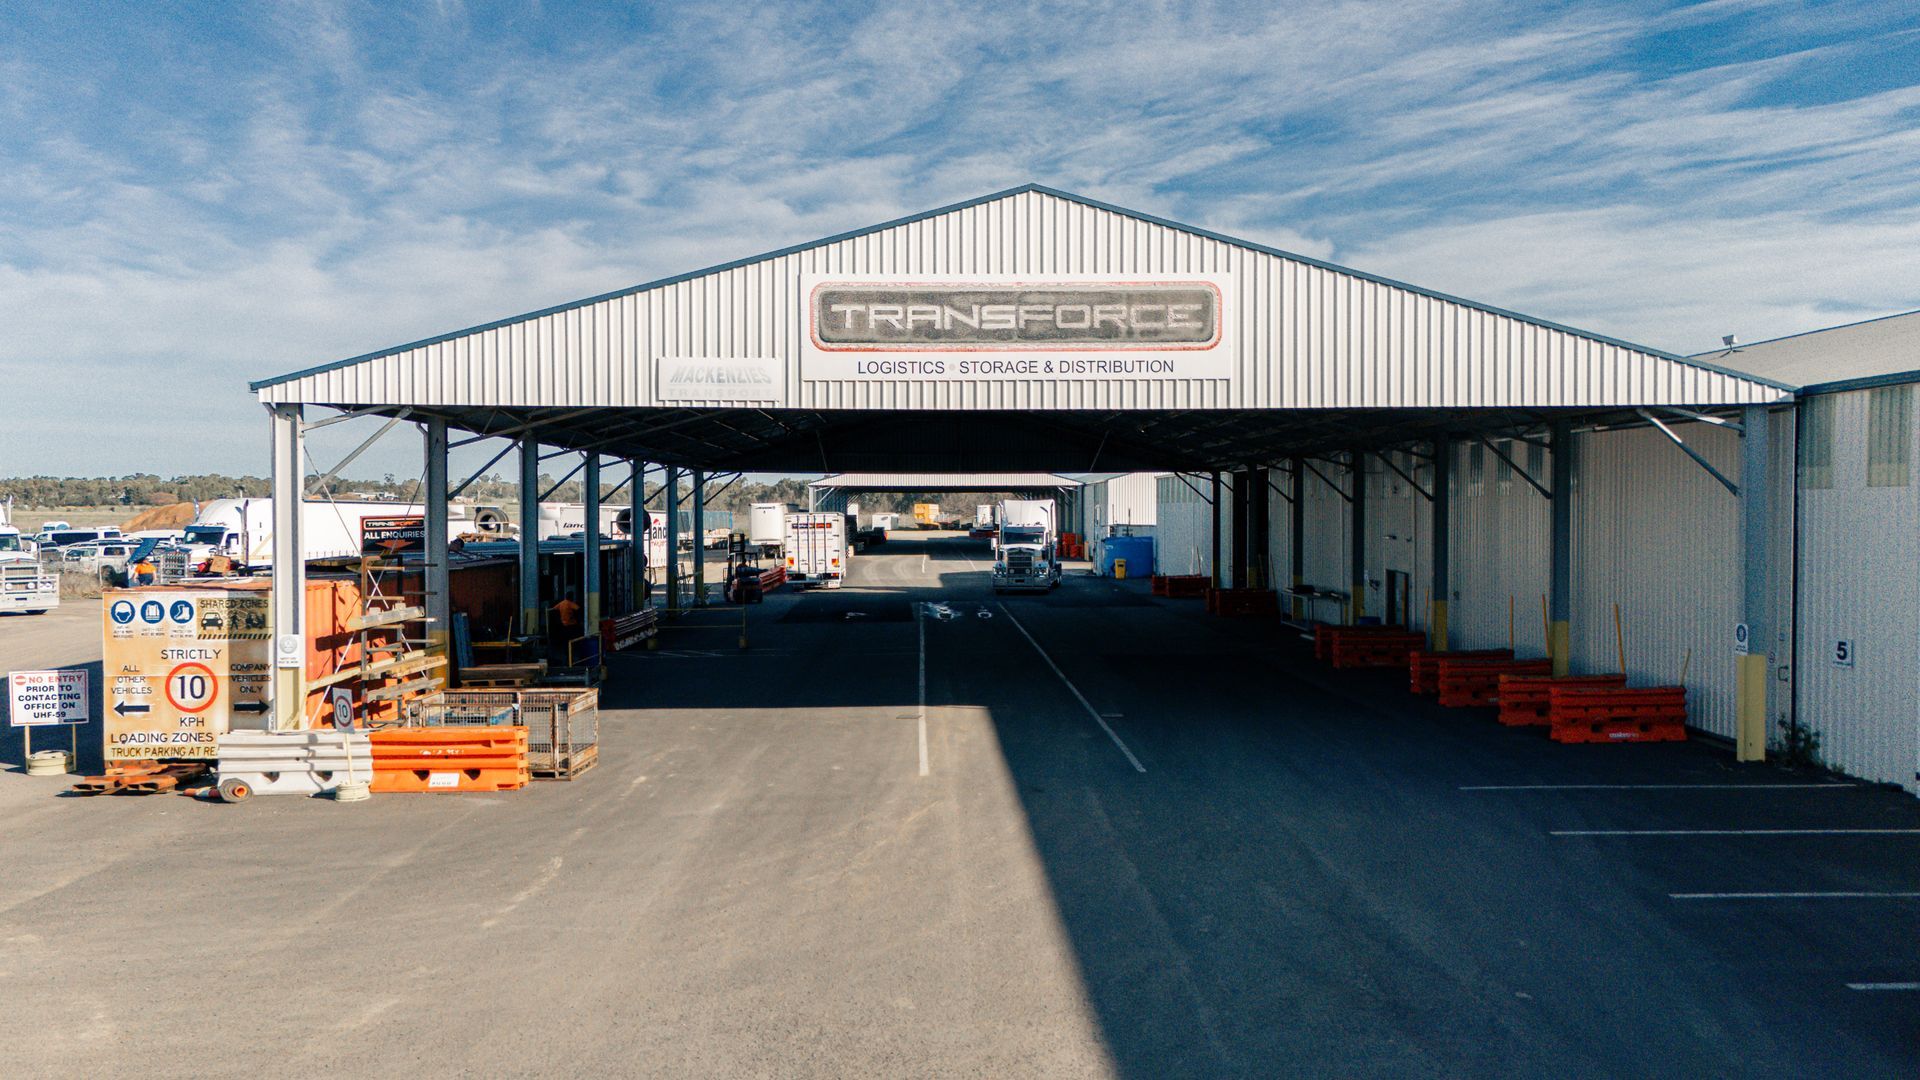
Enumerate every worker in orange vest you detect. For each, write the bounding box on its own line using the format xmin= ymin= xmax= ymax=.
xmin=131 ymin=555 xmax=157 ymax=586
xmin=550 ymin=592 xmax=582 ymax=637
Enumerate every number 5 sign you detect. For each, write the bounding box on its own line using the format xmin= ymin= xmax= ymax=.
xmin=1832 ymin=640 xmax=1855 ymax=669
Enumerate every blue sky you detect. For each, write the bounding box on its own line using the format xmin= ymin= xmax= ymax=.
xmin=3 ymin=0 xmax=1918 ymax=477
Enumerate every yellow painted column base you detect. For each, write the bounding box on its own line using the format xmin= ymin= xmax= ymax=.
xmin=1431 ymin=599 xmax=1449 ymax=653
xmin=271 ymin=668 xmax=306 ymax=732
xmin=1291 ymin=575 xmax=1305 ymax=621
xmin=1351 ymin=582 xmax=1366 ymax=624
xmin=1549 ymin=620 xmax=1571 ymax=677
xmin=1736 ymin=653 xmax=1768 ymax=762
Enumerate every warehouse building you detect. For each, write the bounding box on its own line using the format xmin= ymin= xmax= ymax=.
xmin=251 ymin=184 xmax=1804 ymax=772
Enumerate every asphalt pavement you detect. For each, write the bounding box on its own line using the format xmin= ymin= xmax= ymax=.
xmin=0 ymin=535 xmax=1915 ymax=1077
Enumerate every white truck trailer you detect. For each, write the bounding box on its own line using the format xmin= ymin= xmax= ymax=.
xmin=0 ymin=500 xmax=57 ymax=615
xmin=180 ymin=499 xmax=487 ymax=571
xmin=975 ymin=504 xmax=996 ymax=528
xmin=783 ymin=512 xmax=848 ymax=588
xmin=992 ymin=499 xmax=1060 ymax=593
xmin=749 ymin=502 xmax=790 ymax=556
xmin=536 ymin=502 xmax=629 ymax=541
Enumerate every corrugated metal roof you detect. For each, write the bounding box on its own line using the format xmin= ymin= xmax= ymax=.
xmin=253 ymin=184 xmax=1791 ymax=410
xmin=1691 ymin=309 xmax=1920 ymax=394
xmin=810 ymin=473 xmax=1082 ymax=491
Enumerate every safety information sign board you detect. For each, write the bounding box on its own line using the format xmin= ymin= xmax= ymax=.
xmin=7 ymin=669 xmax=89 ymax=727
xmin=103 ymin=588 xmax=271 ymax=760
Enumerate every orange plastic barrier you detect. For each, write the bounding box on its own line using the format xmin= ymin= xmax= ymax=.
xmin=369 ymin=726 xmax=530 ymax=792
xmin=1496 ymin=674 xmax=1628 ymax=726
xmin=1151 ymin=574 xmax=1209 ymax=598
xmin=1436 ymin=658 xmax=1553 ymax=708
xmin=1548 ymin=686 xmax=1688 ymax=743
xmin=1408 ymin=649 xmax=1510 ymax=695
xmin=1205 ymin=588 xmax=1278 ymax=617
xmin=1313 ymin=625 xmax=1425 ymax=668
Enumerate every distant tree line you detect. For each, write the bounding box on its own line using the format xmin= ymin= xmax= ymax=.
xmin=2 ymin=473 xmax=1018 ymax=521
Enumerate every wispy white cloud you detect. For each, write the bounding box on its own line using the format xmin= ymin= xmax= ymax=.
xmin=0 ymin=0 xmax=1916 ymax=473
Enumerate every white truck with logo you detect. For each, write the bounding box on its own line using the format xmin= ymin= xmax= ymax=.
xmin=0 ymin=500 xmax=57 ymax=615
xmin=992 ymin=499 xmax=1060 ymax=593
xmin=180 ymin=499 xmax=487 ymax=571
xmin=749 ymin=503 xmax=790 ymax=557
xmin=783 ymin=512 xmax=848 ymax=588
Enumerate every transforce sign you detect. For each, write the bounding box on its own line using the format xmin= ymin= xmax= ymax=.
xmin=799 ymin=275 xmax=1233 ymax=383
xmin=813 ymin=284 xmax=1219 ymax=349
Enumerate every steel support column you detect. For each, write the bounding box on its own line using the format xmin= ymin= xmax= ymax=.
xmin=1349 ymin=450 xmax=1366 ymax=623
xmin=691 ymin=470 xmax=706 ymax=606
xmin=1247 ymin=467 xmax=1270 ymax=590
xmin=1229 ymin=469 xmax=1250 ymax=588
xmin=425 ymin=419 xmax=451 ymax=662
xmin=1289 ymin=457 xmax=1305 ymax=619
xmin=629 ymin=460 xmax=647 ymax=612
xmin=1430 ymin=435 xmax=1452 ymax=651
xmin=663 ymin=467 xmax=680 ymax=613
xmin=1209 ymin=471 xmax=1223 ymax=588
xmin=518 ymin=437 xmax=541 ymax=638
xmin=1736 ymin=405 xmax=1771 ymax=762
xmin=1548 ymin=420 xmax=1573 ymax=675
xmin=583 ymin=453 xmax=602 ymax=636
xmin=267 ymin=405 xmax=304 ymax=732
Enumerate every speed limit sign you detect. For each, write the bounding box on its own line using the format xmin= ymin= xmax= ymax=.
xmin=164 ymin=662 xmax=219 ymax=714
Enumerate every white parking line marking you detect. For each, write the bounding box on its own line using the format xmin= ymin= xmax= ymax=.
xmin=1461 ymin=783 xmax=1855 ymax=791
xmin=1848 ymin=982 xmax=1920 ymax=991
xmin=916 ymin=602 xmax=929 ymax=778
xmin=1555 ymin=829 xmax=1920 ymax=837
xmin=1672 ymin=892 xmax=1920 ymax=900
xmin=998 ymin=603 xmax=1146 ymax=773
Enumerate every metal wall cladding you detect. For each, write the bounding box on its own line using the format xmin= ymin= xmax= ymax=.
xmin=1104 ymin=473 xmax=1162 ymax=529
xmin=1564 ymin=421 xmax=1794 ymax=743
xmin=1795 ymin=390 xmax=1916 ymax=791
xmin=260 ymin=189 xmax=1788 ymax=410
xmin=1298 ymin=462 xmax=1351 ymax=596
xmin=1447 ymin=440 xmax=1553 ymax=656
xmin=1365 ymin=452 xmax=1428 ymax=626
xmin=1153 ymin=474 xmax=1233 ymax=579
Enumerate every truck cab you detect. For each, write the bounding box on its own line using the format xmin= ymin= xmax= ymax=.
xmin=0 ymin=523 xmax=57 ymax=615
xmin=991 ymin=499 xmax=1060 ymax=593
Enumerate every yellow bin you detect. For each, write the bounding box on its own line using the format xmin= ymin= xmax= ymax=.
xmin=1113 ymin=558 xmax=1127 ymax=580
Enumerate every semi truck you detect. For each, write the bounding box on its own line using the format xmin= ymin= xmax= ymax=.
xmin=783 ymin=512 xmax=849 ymax=588
xmin=179 ymin=499 xmax=492 ymax=571
xmin=0 ymin=500 xmax=57 ymax=615
xmin=992 ymin=499 xmax=1060 ymax=593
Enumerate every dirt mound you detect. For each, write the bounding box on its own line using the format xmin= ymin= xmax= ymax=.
xmin=121 ymin=503 xmax=197 ymax=532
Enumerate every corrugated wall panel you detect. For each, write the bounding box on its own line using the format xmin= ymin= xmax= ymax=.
xmin=1153 ymin=475 xmax=1233 ymax=579
xmin=1794 ymin=391 xmax=1917 ymax=791
xmin=1570 ymin=425 xmax=1745 ymax=740
xmin=262 ymin=190 xmax=1787 ymax=410
xmin=1447 ymin=440 xmax=1552 ymax=655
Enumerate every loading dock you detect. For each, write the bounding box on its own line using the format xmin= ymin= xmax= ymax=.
xmin=251 ymin=184 xmax=1794 ymax=763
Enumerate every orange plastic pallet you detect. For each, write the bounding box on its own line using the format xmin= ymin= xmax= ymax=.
xmin=1314 ymin=624 xmax=1413 ymax=662
xmin=1497 ymin=674 xmax=1628 ymax=726
xmin=1330 ymin=634 xmax=1429 ymax=670
xmin=1436 ymin=658 xmax=1553 ymax=708
xmin=1550 ymin=718 xmax=1687 ymax=744
xmin=372 ymin=767 xmax=531 ymax=793
xmin=1408 ymin=649 xmax=1510 ymax=695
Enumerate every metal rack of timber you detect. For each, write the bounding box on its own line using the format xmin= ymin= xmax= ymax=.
xmin=1204 ymin=586 xmax=1279 ymax=617
xmin=307 ymin=557 xmax=445 ymax=723
xmin=1434 ymin=656 xmax=1555 ymax=708
xmin=1407 ymin=648 xmax=1511 ymax=695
